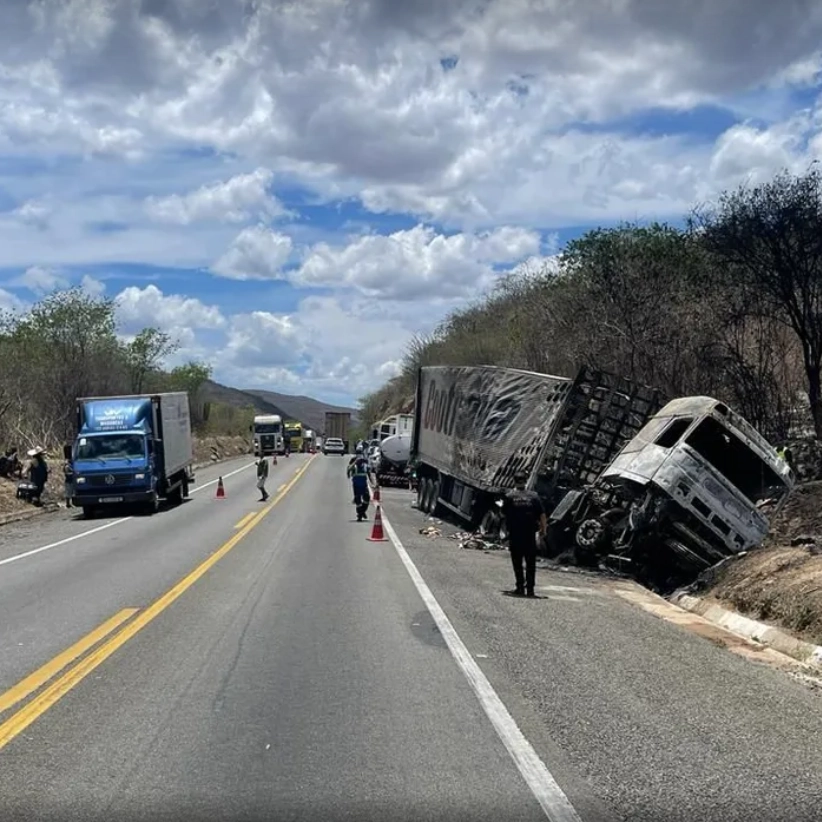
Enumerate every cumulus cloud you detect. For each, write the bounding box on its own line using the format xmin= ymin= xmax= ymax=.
xmin=115 ymin=284 xmax=225 ymax=333
xmin=211 ymin=225 xmax=294 ymax=280
xmin=215 ymin=293 xmax=437 ymax=398
xmin=80 ymin=274 xmax=106 ymax=297
xmin=145 ymin=168 xmax=287 ymax=225
xmin=4 ymin=1 xmax=822 ymax=400
xmin=12 ymin=265 xmax=69 ymax=294
xmin=294 ymin=224 xmax=542 ymax=299
xmin=0 ymin=287 xmax=25 ymax=313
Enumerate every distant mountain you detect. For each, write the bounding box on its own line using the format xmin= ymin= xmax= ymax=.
xmin=244 ymin=389 xmax=359 ymax=434
xmin=200 ymin=380 xmax=359 ymax=434
xmin=200 ymin=381 xmax=288 ymax=416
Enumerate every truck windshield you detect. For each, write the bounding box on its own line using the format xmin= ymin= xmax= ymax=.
xmin=255 ymin=424 xmax=280 ymax=434
xmin=76 ymin=434 xmax=146 ymax=461
xmin=685 ymin=417 xmax=789 ymax=505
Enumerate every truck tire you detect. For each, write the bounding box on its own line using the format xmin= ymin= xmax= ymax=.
xmin=169 ymin=483 xmax=184 ymax=506
xmin=479 ymin=509 xmax=501 ymax=538
xmin=429 ymin=478 xmax=441 ymax=516
xmin=81 ymin=505 xmax=95 ymax=519
xmin=416 ymin=478 xmax=429 ymax=510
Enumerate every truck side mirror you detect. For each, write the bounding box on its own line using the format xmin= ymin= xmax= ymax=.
xmin=62 ymin=444 xmax=72 ymax=461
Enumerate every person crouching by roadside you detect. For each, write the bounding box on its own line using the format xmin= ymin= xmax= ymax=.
xmin=256 ymin=455 xmax=270 ymax=502
xmin=27 ymin=447 xmax=49 ymax=507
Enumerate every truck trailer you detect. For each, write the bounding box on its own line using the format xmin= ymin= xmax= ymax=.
xmin=412 ymin=364 xmax=794 ymax=588
xmin=412 ymin=365 xmax=663 ymax=535
xmin=324 ymin=411 xmax=351 ymax=453
xmin=67 ymin=392 xmax=195 ymax=518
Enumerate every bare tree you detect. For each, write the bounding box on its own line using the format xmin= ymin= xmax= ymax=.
xmin=694 ymin=167 xmax=822 ymax=436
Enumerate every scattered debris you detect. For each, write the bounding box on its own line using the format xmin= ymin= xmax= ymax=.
xmin=419 ymin=525 xmax=442 ymax=538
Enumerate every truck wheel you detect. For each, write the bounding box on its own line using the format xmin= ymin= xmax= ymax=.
xmin=416 ymin=478 xmax=428 ymax=510
xmin=429 ymin=478 xmax=441 ymax=516
xmin=81 ymin=506 xmax=95 ymax=519
xmin=479 ymin=509 xmax=501 ymax=538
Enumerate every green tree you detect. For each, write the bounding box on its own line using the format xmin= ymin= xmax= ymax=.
xmin=125 ymin=328 xmax=179 ymax=394
xmin=694 ymin=167 xmax=822 ymax=436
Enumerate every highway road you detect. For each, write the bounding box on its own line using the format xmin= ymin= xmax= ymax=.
xmin=0 ymin=453 xmax=820 ymax=821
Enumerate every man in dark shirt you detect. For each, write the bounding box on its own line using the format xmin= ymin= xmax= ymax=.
xmin=501 ymin=471 xmax=547 ymax=597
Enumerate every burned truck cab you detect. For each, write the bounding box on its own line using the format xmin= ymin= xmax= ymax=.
xmin=550 ymin=397 xmax=794 ymax=585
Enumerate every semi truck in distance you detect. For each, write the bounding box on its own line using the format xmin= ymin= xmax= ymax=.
xmin=252 ymin=414 xmax=283 ymax=456
xmin=66 ymin=392 xmax=195 ymax=519
xmin=324 ymin=411 xmax=351 ymax=453
xmin=283 ymin=420 xmax=304 ymax=453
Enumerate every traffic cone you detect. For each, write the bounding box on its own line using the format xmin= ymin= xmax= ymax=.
xmin=215 ymin=476 xmax=226 ymax=499
xmin=367 ymin=504 xmax=388 ymax=542
xmin=272 ymin=453 xmax=278 ymax=466
xmin=372 ymin=485 xmax=381 ymax=503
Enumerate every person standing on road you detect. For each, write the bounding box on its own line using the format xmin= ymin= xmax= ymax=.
xmin=256 ymin=455 xmax=270 ymax=502
xmin=347 ymin=446 xmax=371 ymax=521
xmin=501 ymin=470 xmax=547 ymax=598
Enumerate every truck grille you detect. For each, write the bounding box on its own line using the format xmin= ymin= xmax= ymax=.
xmin=87 ymin=473 xmax=133 ymax=487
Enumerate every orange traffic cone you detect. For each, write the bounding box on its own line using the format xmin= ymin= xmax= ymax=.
xmin=215 ymin=476 xmax=226 ymax=499
xmin=372 ymin=485 xmax=381 ymax=503
xmin=367 ymin=504 xmax=388 ymax=542
xmin=272 ymin=453 xmax=278 ymax=466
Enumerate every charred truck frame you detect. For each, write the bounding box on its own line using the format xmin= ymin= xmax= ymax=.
xmin=412 ymin=365 xmax=795 ymax=587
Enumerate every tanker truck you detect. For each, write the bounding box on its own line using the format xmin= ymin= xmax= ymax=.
xmin=372 ymin=431 xmax=413 ymax=487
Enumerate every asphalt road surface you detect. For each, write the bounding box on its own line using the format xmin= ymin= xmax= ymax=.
xmin=0 ymin=454 xmax=820 ymax=822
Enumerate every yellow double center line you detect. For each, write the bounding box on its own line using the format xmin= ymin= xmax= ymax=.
xmin=0 ymin=456 xmax=315 ymax=751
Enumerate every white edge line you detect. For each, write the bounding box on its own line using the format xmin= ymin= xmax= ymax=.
xmin=381 ymin=512 xmax=584 ymax=822
xmin=0 ymin=460 xmax=257 ymax=568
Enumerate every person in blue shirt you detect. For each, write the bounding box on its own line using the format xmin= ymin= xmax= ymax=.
xmin=347 ymin=446 xmax=371 ymax=521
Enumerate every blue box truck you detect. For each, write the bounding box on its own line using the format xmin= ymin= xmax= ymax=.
xmin=65 ymin=392 xmax=195 ymax=518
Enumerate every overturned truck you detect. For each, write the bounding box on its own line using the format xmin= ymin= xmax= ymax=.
xmin=412 ymin=365 xmax=795 ymax=588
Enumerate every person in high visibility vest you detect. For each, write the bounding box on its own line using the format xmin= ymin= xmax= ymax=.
xmin=347 ymin=446 xmax=371 ymax=521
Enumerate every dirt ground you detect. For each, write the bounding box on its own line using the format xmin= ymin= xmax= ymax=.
xmin=0 ymin=435 xmax=251 ymax=520
xmin=705 ymin=480 xmax=822 ymax=645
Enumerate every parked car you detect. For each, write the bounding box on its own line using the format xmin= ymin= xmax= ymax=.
xmin=323 ymin=437 xmax=346 ymax=455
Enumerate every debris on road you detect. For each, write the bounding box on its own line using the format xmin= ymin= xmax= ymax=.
xmin=419 ymin=525 xmax=442 ymax=538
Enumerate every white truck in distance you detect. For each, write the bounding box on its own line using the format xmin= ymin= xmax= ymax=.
xmin=253 ymin=415 xmax=283 ymax=456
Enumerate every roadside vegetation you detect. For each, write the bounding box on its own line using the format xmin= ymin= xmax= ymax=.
xmin=359 ymin=166 xmax=822 ymax=645
xmin=0 ymin=287 xmax=255 ymax=451
xmin=360 ymin=167 xmax=822 ymax=444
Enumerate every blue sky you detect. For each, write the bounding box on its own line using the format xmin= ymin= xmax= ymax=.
xmin=1 ymin=0 xmax=821 ymax=407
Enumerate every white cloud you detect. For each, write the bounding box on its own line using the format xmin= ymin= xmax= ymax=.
xmin=211 ymin=225 xmax=294 ymax=280
xmin=145 ymin=168 xmax=286 ymax=225
xmin=0 ymin=287 xmax=25 ymax=314
xmin=2 ymin=1 xmax=822 ymax=230
xmin=294 ymin=224 xmax=541 ymax=300
xmin=12 ymin=199 xmax=52 ymax=229
xmin=80 ymin=274 xmax=106 ymax=297
xmin=12 ymin=265 xmax=69 ymax=294
xmin=4 ymin=1 xmax=822 ymax=402
xmin=215 ymin=294 xmax=437 ymax=399
xmin=115 ymin=284 xmax=225 ymax=334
